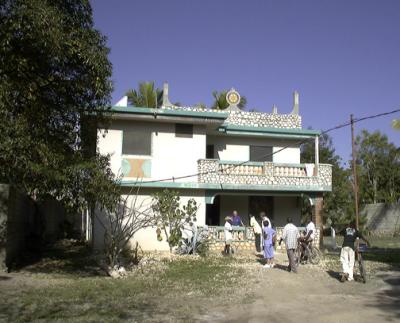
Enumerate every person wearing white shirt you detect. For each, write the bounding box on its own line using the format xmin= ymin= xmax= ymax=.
xmin=249 ymin=215 xmax=262 ymax=253
xmin=224 ymin=217 xmax=233 ymax=255
xmin=305 ymin=219 xmax=316 ymax=242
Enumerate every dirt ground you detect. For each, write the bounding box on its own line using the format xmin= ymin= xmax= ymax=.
xmin=1 ymin=250 xmax=399 ymax=323
xmin=195 ymin=253 xmax=400 ymax=323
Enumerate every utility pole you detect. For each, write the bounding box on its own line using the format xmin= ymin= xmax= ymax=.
xmin=350 ymin=114 xmax=359 ymax=230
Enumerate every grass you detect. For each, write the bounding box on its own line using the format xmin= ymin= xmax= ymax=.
xmin=2 ymin=236 xmax=400 ymax=322
xmin=330 ymin=235 xmax=400 ymax=249
xmin=0 ymin=256 xmax=246 ymax=322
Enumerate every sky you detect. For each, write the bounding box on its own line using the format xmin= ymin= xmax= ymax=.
xmin=91 ymin=0 xmax=400 ymax=164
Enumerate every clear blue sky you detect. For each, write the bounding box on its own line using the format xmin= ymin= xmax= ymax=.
xmin=91 ymin=0 xmax=400 ymax=164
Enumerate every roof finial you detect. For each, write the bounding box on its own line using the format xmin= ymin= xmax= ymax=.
xmin=291 ymin=90 xmax=299 ymax=115
xmin=225 ymin=88 xmax=241 ymax=111
xmin=162 ymin=82 xmax=173 ymax=108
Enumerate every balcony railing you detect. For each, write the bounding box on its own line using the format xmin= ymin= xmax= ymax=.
xmin=198 ymin=159 xmax=332 ymax=189
xmin=206 ymin=226 xmax=320 ymax=251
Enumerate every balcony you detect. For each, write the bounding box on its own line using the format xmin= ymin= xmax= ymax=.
xmin=197 ymin=159 xmax=332 ymax=191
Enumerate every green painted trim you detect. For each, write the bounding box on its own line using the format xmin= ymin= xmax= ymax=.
xmin=120 ymin=180 xmax=332 ymax=192
xmin=111 ymin=106 xmax=228 ymax=119
xmin=218 ymin=125 xmax=320 ymax=138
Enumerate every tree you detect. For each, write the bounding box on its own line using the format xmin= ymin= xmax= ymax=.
xmin=356 ymin=130 xmax=400 ymax=204
xmin=392 ymin=119 xmax=400 ymax=130
xmin=96 ymin=188 xmax=155 ymax=268
xmin=126 ymin=82 xmax=163 ymax=108
xmin=301 ymin=133 xmax=354 ymax=226
xmin=152 ymin=189 xmax=198 ymax=252
xmin=0 ymin=0 xmax=119 ymax=211
xmin=211 ymin=90 xmax=247 ymax=110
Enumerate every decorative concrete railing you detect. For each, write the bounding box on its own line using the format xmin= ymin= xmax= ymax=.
xmin=207 ymin=226 xmax=320 ymax=252
xmin=198 ymin=159 xmax=332 ymax=189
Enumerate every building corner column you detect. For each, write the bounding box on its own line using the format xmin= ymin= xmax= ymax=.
xmin=313 ymin=196 xmax=324 ymax=246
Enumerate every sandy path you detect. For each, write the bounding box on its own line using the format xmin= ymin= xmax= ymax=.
xmin=197 ymin=253 xmax=400 ymax=323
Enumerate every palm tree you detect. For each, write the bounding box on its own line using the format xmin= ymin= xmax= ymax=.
xmin=211 ymin=90 xmax=247 ymax=110
xmin=392 ymin=119 xmax=400 ymax=130
xmin=126 ymin=82 xmax=163 ymax=108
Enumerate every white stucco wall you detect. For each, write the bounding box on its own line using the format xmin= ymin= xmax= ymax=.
xmin=98 ymin=120 xmax=206 ymax=181
xmin=98 ymin=129 xmax=123 ymax=176
xmin=272 ymin=146 xmax=300 ymax=164
xmin=273 ymin=196 xmax=301 ymax=226
xmin=93 ymin=189 xmax=206 ymax=251
xmin=207 ymin=136 xmax=300 ymax=164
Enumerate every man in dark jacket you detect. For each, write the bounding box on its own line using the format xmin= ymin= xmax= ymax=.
xmin=340 ymin=222 xmax=370 ymax=282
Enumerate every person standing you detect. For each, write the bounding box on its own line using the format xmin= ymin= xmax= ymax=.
xmin=249 ymin=214 xmax=262 ymax=253
xmin=305 ymin=217 xmax=316 ymax=243
xmin=224 ymin=216 xmax=233 ymax=255
xmin=231 ymin=210 xmax=244 ymax=226
xmin=339 ymin=222 xmax=370 ymax=282
xmin=279 ymin=217 xmax=300 ymax=273
xmin=260 ymin=211 xmax=272 ymax=251
xmin=260 ymin=212 xmax=272 ymax=228
xmin=263 ymin=220 xmax=276 ymax=268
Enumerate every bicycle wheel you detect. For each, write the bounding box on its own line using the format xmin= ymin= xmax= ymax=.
xmin=309 ymin=246 xmax=321 ymax=265
xmin=359 ymin=254 xmax=367 ymax=283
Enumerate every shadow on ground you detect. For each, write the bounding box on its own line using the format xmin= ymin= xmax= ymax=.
xmin=366 ymin=269 xmax=400 ymax=322
xmin=17 ymin=239 xmax=104 ymax=277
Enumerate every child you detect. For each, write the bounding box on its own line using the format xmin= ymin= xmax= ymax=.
xmin=224 ymin=216 xmax=233 ymax=255
xmin=263 ymin=220 xmax=276 ymax=268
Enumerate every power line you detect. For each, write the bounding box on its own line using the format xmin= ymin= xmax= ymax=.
xmin=128 ymin=108 xmax=400 ymax=185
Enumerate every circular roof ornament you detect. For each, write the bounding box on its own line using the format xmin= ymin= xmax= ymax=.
xmin=226 ymin=88 xmax=240 ymax=106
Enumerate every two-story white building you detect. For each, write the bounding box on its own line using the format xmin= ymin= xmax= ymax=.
xmin=94 ymin=85 xmax=332 ymax=251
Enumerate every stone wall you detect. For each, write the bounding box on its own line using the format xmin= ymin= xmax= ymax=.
xmin=225 ymin=111 xmax=301 ymax=129
xmin=362 ymin=203 xmax=400 ymax=235
xmin=0 ymin=184 xmax=67 ymax=271
xmin=0 ymin=184 xmax=36 ymax=271
xmin=198 ymin=160 xmax=332 ymax=189
xmin=207 ymin=226 xmax=320 ymax=253
xmin=163 ymin=106 xmax=302 ymax=129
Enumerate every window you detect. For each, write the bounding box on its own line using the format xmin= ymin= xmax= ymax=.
xmin=175 ymin=123 xmax=193 ymax=138
xmin=122 ymin=129 xmax=151 ymax=155
xmin=250 ymin=146 xmax=273 ymax=162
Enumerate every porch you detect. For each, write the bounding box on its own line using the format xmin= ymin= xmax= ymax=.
xmin=204 ymin=193 xmax=324 ymax=250
xmin=206 ymin=226 xmax=321 ymax=252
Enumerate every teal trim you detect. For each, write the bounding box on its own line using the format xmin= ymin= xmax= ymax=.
xmin=120 ymin=180 xmax=332 ymax=193
xmin=218 ymin=125 xmax=320 ymax=139
xmin=111 ymin=106 xmax=228 ymax=120
xmin=205 ymin=190 xmax=325 ymax=204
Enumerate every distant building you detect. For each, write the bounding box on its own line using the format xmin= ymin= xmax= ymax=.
xmin=94 ymin=84 xmax=331 ymax=251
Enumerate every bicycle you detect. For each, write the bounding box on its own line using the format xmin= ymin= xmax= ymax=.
xmin=354 ymin=239 xmax=367 ymax=283
xmin=295 ymin=239 xmax=322 ymax=265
